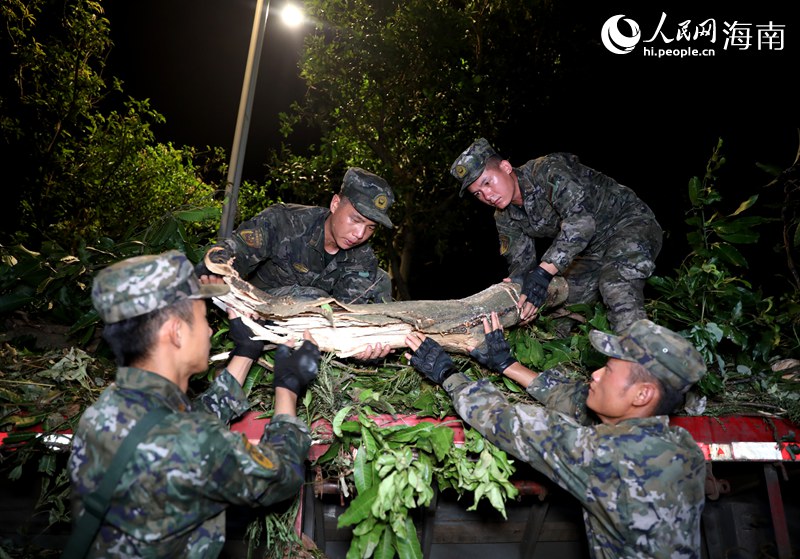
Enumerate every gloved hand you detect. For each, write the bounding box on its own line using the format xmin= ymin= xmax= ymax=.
xmin=194 ymin=259 xmax=213 ymax=278
xmin=229 ymin=317 xmax=264 ymax=360
xmin=469 ymin=329 xmax=518 ymax=373
xmin=521 ymin=266 xmax=554 ymax=309
xmin=409 ymin=337 xmax=458 ymax=385
xmin=273 ymin=340 xmax=320 ymax=395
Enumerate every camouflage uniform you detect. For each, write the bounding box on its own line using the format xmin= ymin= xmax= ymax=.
xmin=207 ymin=168 xmax=394 ymax=304
xmin=69 ymin=368 xmax=310 ymax=558
xmin=452 ymin=140 xmax=662 ymax=333
xmin=439 ymin=320 xmax=707 ymax=559
xmin=68 ymin=250 xmax=313 ymax=557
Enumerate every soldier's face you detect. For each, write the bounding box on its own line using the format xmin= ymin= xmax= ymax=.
xmin=586 ymin=358 xmax=638 ymax=424
xmin=466 ymin=160 xmax=520 ymax=209
xmin=328 ymin=196 xmax=377 ymax=250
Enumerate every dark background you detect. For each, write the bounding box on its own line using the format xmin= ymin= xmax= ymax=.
xmin=103 ymin=0 xmax=800 ymax=298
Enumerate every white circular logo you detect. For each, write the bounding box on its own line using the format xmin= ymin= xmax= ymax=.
xmin=601 ymin=15 xmax=641 ymax=54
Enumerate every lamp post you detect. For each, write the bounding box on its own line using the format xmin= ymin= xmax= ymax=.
xmin=218 ymin=2 xmax=305 ymax=241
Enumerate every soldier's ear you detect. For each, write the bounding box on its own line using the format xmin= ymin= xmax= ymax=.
xmin=632 ymin=382 xmax=657 ymax=408
xmin=499 ymin=159 xmax=514 ymax=175
xmin=330 ymin=194 xmax=341 ymax=213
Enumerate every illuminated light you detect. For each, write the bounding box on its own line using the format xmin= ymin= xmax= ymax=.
xmin=281 ymin=4 xmax=304 ymax=28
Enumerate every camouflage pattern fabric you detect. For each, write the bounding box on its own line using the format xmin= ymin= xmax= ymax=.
xmin=450 ymin=138 xmax=498 ymax=196
xmin=207 ymin=204 xmax=391 ymax=304
xmin=590 ymin=319 xmax=706 ymax=394
xmin=68 ymin=367 xmax=311 ymax=558
xmin=92 ymin=250 xmax=229 ymax=324
xmin=494 ymin=153 xmax=663 ymax=332
xmin=340 ymin=167 xmax=395 ymax=228
xmin=443 ymin=370 xmax=705 ymax=559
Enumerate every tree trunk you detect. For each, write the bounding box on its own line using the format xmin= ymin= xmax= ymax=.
xmin=207 ymin=248 xmax=568 ymax=357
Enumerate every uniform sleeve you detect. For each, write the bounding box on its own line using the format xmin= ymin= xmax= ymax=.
xmin=526 ymin=369 xmax=593 ymax=425
xmin=537 ymin=155 xmax=597 ymax=271
xmin=169 ymin=413 xmax=311 ymax=509
xmin=495 ymin=209 xmax=537 ymax=283
xmin=205 ymin=208 xmax=278 ymax=278
xmin=443 ymin=374 xmax=597 ymax=506
xmin=194 ymin=369 xmax=251 ymax=424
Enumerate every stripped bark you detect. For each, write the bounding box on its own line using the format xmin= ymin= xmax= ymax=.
xmin=205 ymin=248 xmax=568 ymax=357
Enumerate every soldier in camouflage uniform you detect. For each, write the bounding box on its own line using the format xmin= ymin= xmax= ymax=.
xmin=405 ymin=314 xmax=707 ymax=559
xmin=200 ymin=167 xmax=394 ymax=304
xmin=68 ymin=250 xmax=319 ymax=557
xmin=450 ymin=138 xmax=663 ymax=333
xmin=199 ymin=167 xmax=395 ymax=360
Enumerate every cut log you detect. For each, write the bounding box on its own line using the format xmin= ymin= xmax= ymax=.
xmin=205 ymin=248 xmax=568 ymax=357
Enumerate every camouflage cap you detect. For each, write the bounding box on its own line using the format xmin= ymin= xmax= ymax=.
xmin=450 ymin=138 xmax=498 ymax=196
xmin=589 ymin=319 xmax=706 ymax=394
xmin=91 ymin=250 xmax=229 ymax=324
xmin=340 ymin=167 xmax=395 ymax=228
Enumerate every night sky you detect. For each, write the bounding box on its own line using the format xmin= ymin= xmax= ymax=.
xmin=103 ymin=0 xmax=800 ymax=297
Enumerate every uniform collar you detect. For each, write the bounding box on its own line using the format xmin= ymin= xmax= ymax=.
xmin=115 ymin=366 xmax=193 ymax=412
xmin=307 ymin=209 xmax=329 ymax=254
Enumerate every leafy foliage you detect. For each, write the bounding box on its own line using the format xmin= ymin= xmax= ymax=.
xmin=324 ymin=412 xmax=517 ymax=559
xmin=647 ymin=139 xmax=800 ymax=417
xmin=0 ymin=0 xmax=223 ymax=249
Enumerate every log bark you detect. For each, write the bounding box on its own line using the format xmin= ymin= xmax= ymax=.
xmin=206 ymin=248 xmax=567 ymax=357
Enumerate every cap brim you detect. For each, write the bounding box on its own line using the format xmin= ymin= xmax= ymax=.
xmin=589 ymin=330 xmax=628 ymax=360
xmin=354 ymin=207 xmax=393 ymax=229
xmin=191 ymin=283 xmax=230 ymax=299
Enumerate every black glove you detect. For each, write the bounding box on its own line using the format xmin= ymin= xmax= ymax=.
xmin=470 ymin=329 xmax=518 ymax=373
xmin=194 ymin=259 xmax=213 ymax=278
xmin=521 ymin=266 xmax=554 ymax=308
xmin=229 ymin=317 xmax=264 ymax=360
xmin=273 ymin=340 xmax=320 ymax=395
xmin=409 ymin=338 xmax=458 ymax=385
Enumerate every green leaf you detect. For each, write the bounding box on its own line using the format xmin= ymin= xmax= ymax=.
xmin=714 ymin=229 xmax=759 ymax=244
xmin=711 ymin=243 xmax=747 ymax=268
xmin=502 ymin=376 xmax=523 ymax=392
xmin=374 ymin=524 xmax=396 ymax=559
xmin=354 ymin=444 xmax=377 ymax=494
xmin=729 ymin=194 xmax=758 ymax=216
xmin=395 ymin=516 xmax=423 ymax=559
xmin=332 ymin=405 xmax=353 ymax=437
xmin=384 ymin=423 xmax=436 ymax=444
xmin=314 ymin=441 xmax=341 ymax=465
xmin=173 ymin=206 xmax=220 ymax=222
xmin=360 ymin=522 xmax=385 ymax=557
xmin=429 ymin=425 xmax=454 ymax=462
xmin=361 ymin=426 xmax=378 ymax=459
xmin=687 ymin=176 xmax=702 ymax=206
xmin=338 ymin=483 xmax=380 ymax=528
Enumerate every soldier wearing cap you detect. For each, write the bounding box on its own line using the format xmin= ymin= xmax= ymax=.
xmin=405 ymin=315 xmax=707 ymax=558
xmin=68 ymin=250 xmax=320 ymax=557
xmin=199 ymin=167 xmax=395 ymax=360
xmin=450 ymin=139 xmax=662 ymax=334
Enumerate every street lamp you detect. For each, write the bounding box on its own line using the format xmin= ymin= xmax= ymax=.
xmin=281 ymin=3 xmax=304 ymax=28
xmin=218 ymin=2 xmax=304 ymax=241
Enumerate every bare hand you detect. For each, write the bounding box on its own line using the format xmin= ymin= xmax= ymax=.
xmin=516 ymin=295 xmax=540 ymax=324
xmin=198 ymin=274 xmax=224 ymax=285
xmin=404 ymin=332 xmax=425 ymax=360
xmin=503 ymin=277 xmax=539 ymax=324
xmin=354 ymin=342 xmax=393 ymax=361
